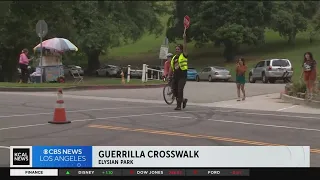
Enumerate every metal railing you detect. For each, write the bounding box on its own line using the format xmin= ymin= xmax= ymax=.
xmin=142 ymin=64 xmax=163 ymax=82
xmin=126 ymin=64 xmax=164 ymax=83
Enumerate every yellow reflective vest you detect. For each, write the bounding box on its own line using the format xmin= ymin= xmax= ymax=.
xmin=170 ymin=54 xmax=188 ymax=71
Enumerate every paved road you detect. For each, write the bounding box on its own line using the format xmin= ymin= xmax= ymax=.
xmin=0 ymin=91 xmax=319 ymax=167
xmin=63 ymin=82 xmax=285 ymax=103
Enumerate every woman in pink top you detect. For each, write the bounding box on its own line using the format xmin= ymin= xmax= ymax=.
xmin=19 ymin=49 xmax=31 ymax=83
xmin=163 ymin=53 xmax=173 ymax=78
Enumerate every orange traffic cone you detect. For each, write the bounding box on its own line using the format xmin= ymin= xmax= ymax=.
xmin=48 ymin=88 xmax=71 ymax=124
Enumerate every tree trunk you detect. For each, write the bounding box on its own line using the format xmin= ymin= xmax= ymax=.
xmin=86 ymin=50 xmax=101 ymax=75
xmin=1 ymin=49 xmax=18 ymax=82
xmin=287 ymin=30 xmax=296 ymax=45
xmin=309 ymin=31 xmax=314 ymax=44
xmin=214 ymin=40 xmax=220 ymax=47
xmin=223 ymin=41 xmax=238 ymax=62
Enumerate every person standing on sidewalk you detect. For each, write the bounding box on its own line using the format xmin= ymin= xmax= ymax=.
xmin=18 ymin=48 xmax=31 ymax=83
xmin=301 ymin=52 xmax=317 ymax=100
xmin=235 ymin=57 xmax=247 ymax=101
xmin=170 ymin=33 xmax=188 ymax=110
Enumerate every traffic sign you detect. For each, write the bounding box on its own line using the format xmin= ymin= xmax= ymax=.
xmin=184 ymin=15 xmax=190 ymax=29
xmin=36 ymin=20 xmax=48 ymax=38
xmin=159 ymin=45 xmax=169 ymax=59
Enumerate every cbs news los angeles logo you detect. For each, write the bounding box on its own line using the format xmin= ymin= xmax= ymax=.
xmin=10 ymin=146 xmax=32 ymax=167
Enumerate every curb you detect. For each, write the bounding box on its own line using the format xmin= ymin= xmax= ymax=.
xmin=0 ymin=84 xmax=166 ymax=92
xmin=280 ymin=93 xmax=320 ymax=108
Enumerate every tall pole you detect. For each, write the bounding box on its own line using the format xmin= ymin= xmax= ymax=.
xmin=40 ymin=36 xmax=43 ymax=83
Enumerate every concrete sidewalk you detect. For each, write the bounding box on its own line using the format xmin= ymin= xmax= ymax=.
xmin=196 ymin=93 xmax=320 ymax=114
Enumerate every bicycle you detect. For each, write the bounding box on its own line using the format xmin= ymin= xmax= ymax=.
xmin=163 ymin=76 xmax=175 ymax=105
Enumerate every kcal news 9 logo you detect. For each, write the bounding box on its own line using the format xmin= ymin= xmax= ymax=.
xmin=12 ymin=148 xmax=30 ymax=165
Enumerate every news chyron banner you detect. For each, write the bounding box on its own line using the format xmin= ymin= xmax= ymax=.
xmin=10 ymin=146 xmax=310 ymax=168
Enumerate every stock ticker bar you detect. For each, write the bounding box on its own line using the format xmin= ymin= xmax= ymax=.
xmin=58 ymin=168 xmax=250 ymax=176
xmin=9 ymin=168 xmax=250 ymax=176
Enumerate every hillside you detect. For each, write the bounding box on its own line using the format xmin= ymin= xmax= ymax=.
xmin=104 ymin=16 xmax=320 ymax=82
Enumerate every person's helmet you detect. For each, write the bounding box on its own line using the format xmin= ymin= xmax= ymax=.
xmin=167 ymin=53 xmax=173 ymax=58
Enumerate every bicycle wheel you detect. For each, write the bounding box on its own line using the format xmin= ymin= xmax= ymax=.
xmin=163 ymin=84 xmax=175 ymax=105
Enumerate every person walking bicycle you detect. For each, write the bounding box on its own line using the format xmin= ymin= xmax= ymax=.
xmin=170 ymin=32 xmax=189 ymax=110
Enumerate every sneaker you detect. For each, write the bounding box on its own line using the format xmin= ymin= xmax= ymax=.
xmin=237 ymin=98 xmax=241 ymax=101
xmin=183 ymin=99 xmax=188 ymax=109
xmin=174 ymin=107 xmax=181 ymax=110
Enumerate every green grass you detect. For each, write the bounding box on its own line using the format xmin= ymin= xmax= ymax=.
xmin=0 ymin=78 xmax=164 ymax=88
xmin=106 ymin=15 xmax=171 ymax=59
xmin=104 ymin=15 xmax=320 ymax=82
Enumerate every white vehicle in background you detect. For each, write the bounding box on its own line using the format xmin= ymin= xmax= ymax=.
xmin=249 ymin=59 xmax=293 ymax=83
xmin=96 ymin=64 xmax=121 ymax=77
xmin=196 ymin=66 xmax=231 ymax=82
xmin=63 ymin=65 xmax=84 ymax=76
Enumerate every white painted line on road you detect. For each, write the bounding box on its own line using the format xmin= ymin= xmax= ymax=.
xmin=58 ymin=94 xmax=166 ymax=105
xmin=161 ymin=115 xmax=320 ymax=132
xmin=0 ymin=146 xmax=10 ymax=149
xmin=161 ymin=115 xmax=194 ymax=119
xmin=71 ymin=110 xmax=207 ymax=123
xmin=0 ymin=105 xmax=169 ymax=119
xmin=0 ymin=123 xmax=48 ymax=131
xmin=0 ymin=110 xmax=207 ymax=131
xmin=212 ymin=109 xmax=320 ymax=120
xmin=276 ymin=105 xmax=298 ymax=112
xmin=208 ymin=119 xmax=320 ymax=132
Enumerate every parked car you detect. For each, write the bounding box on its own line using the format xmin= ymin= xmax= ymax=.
xmin=129 ymin=66 xmax=143 ymax=79
xmin=187 ymin=67 xmax=198 ymax=80
xmin=64 ymin=65 xmax=84 ymax=76
xmin=196 ymin=66 xmax=231 ymax=82
xmin=148 ymin=65 xmax=163 ymax=79
xmin=96 ymin=65 xmax=121 ymax=77
xmin=248 ymin=59 xmax=293 ymax=83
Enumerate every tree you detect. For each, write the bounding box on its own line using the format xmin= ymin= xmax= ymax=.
xmin=0 ymin=1 xmax=165 ymax=80
xmin=167 ymin=1 xmax=272 ymax=61
xmin=0 ymin=1 xmax=75 ymax=81
xmin=166 ymin=1 xmax=198 ymax=43
xmin=309 ymin=10 xmax=320 ymax=43
xmin=269 ymin=1 xmax=319 ymax=45
xmin=71 ymin=1 xmax=164 ymax=74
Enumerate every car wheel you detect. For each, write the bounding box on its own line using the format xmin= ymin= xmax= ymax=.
xmin=96 ymin=72 xmax=99 ymax=77
xmin=196 ymin=75 xmax=200 ymax=82
xmin=249 ymin=73 xmax=255 ymax=83
xmin=262 ymin=72 xmax=268 ymax=83
xmin=208 ymin=76 xmax=213 ymax=82
xmin=105 ymin=72 xmax=109 ymax=77
xmin=269 ymin=79 xmax=276 ymax=83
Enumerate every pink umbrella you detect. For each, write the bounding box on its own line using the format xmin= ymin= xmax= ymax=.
xmin=33 ymin=38 xmax=78 ymax=52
